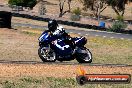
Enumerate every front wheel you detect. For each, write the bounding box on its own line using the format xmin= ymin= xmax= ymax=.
xmin=76 ymin=47 xmax=92 ymax=63
xmin=38 ymin=47 xmax=56 ymax=62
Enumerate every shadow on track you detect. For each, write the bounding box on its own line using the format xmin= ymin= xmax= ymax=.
xmin=0 ymin=60 xmax=131 ymax=67
xmin=0 ymin=60 xmax=42 ymax=64
xmin=0 ymin=60 xmax=78 ymax=65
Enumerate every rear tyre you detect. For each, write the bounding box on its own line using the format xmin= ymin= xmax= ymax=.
xmin=76 ymin=47 xmax=92 ymax=63
xmin=38 ymin=47 xmax=56 ymax=62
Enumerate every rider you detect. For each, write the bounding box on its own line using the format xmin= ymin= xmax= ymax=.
xmin=47 ymin=19 xmax=74 ymax=48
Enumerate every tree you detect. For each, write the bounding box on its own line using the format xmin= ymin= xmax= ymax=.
xmin=59 ymin=0 xmax=72 ymax=17
xmin=8 ymin=0 xmax=37 ymax=9
xmin=68 ymin=0 xmax=72 ymax=12
xmin=107 ymin=0 xmax=132 ymax=16
xmin=8 ymin=0 xmax=24 ymax=6
xmin=79 ymin=0 xmax=108 ymax=17
xmin=26 ymin=0 xmax=37 ymax=9
xmin=39 ymin=0 xmax=46 ymax=15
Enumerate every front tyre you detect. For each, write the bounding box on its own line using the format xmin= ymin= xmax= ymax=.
xmin=38 ymin=47 xmax=56 ymax=62
xmin=76 ymin=47 xmax=92 ymax=63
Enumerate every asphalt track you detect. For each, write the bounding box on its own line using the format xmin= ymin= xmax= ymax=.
xmin=0 ymin=60 xmax=132 ymax=67
xmin=12 ymin=23 xmax=132 ymax=40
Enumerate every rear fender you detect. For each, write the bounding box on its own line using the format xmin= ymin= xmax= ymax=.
xmin=73 ymin=37 xmax=87 ymax=47
xmin=51 ymin=39 xmax=73 ymax=56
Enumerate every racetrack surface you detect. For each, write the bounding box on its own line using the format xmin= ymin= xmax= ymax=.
xmin=12 ymin=22 xmax=132 ymax=40
xmin=0 ymin=60 xmax=131 ymax=67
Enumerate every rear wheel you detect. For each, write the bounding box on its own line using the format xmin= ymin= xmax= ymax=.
xmin=38 ymin=47 xmax=56 ymax=62
xmin=76 ymin=47 xmax=92 ymax=63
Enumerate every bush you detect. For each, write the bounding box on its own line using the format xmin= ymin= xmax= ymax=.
xmin=8 ymin=0 xmax=24 ymax=6
xmin=116 ymin=15 xmax=124 ymax=21
xmin=8 ymin=0 xmax=37 ymax=8
xmin=108 ymin=21 xmax=127 ymax=32
xmin=71 ymin=7 xmax=81 ymax=21
xmin=26 ymin=0 xmax=37 ymax=9
xmin=72 ymin=7 xmax=81 ymax=15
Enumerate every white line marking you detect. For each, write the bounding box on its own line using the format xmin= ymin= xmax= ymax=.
xmin=78 ymin=33 xmax=81 ymax=35
xmin=116 ymin=33 xmax=122 ymax=34
xmin=121 ymin=38 xmax=124 ymax=40
xmin=85 ymin=34 xmax=89 ymax=36
xmin=110 ymin=37 xmax=114 ymax=39
xmin=107 ymin=32 xmax=113 ymax=34
xmin=29 ymin=27 xmax=32 ymax=28
xmin=69 ymin=32 xmax=73 ymax=33
xmin=103 ymin=36 xmax=106 ymax=38
xmin=95 ymin=35 xmax=99 ymax=37
xmin=126 ymin=34 xmax=130 ymax=35
xmin=97 ymin=31 xmax=106 ymax=33
xmin=96 ymin=31 xmax=130 ymax=36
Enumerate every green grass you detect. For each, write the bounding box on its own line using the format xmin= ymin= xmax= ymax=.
xmin=86 ymin=37 xmax=132 ymax=65
xmin=22 ymin=31 xmax=39 ymax=36
xmin=14 ymin=26 xmax=45 ymax=31
xmin=0 ymin=77 xmax=131 ymax=88
xmin=0 ymin=77 xmax=43 ymax=88
xmin=46 ymin=77 xmax=76 ymax=88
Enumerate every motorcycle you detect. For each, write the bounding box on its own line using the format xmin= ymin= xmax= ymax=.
xmin=38 ymin=29 xmax=92 ymax=63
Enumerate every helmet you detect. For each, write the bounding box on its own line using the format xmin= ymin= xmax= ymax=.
xmin=48 ymin=20 xmax=58 ymax=32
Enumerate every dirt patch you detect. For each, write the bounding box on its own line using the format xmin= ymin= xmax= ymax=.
xmin=0 ymin=0 xmax=7 ymax=5
xmin=0 ymin=28 xmax=40 ymax=61
xmin=0 ymin=63 xmax=132 ymax=78
xmin=12 ymin=17 xmax=48 ymax=27
xmin=11 ymin=17 xmax=102 ymax=32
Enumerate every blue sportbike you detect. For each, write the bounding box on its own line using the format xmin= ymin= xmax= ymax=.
xmin=38 ymin=30 xmax=92 ymax=63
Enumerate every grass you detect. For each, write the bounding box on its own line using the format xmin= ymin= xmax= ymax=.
xmin=22 ymin=30 xmax=42 ymax=36
xmin=13 ymin=26 xmax=44 ymax=36
xmin=87 ymin=36 xmax=132 ymax=65
xmin=0 ymin=77 xmax=131 ymax=88
xmin=0 ymin=78 xmax=42 ymax=88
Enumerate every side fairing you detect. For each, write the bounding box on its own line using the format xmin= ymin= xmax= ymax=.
xmin=52 ymin=39 xmax=73 ymax=56
xmin=38 ymin=32 xmax=49 ymax=42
